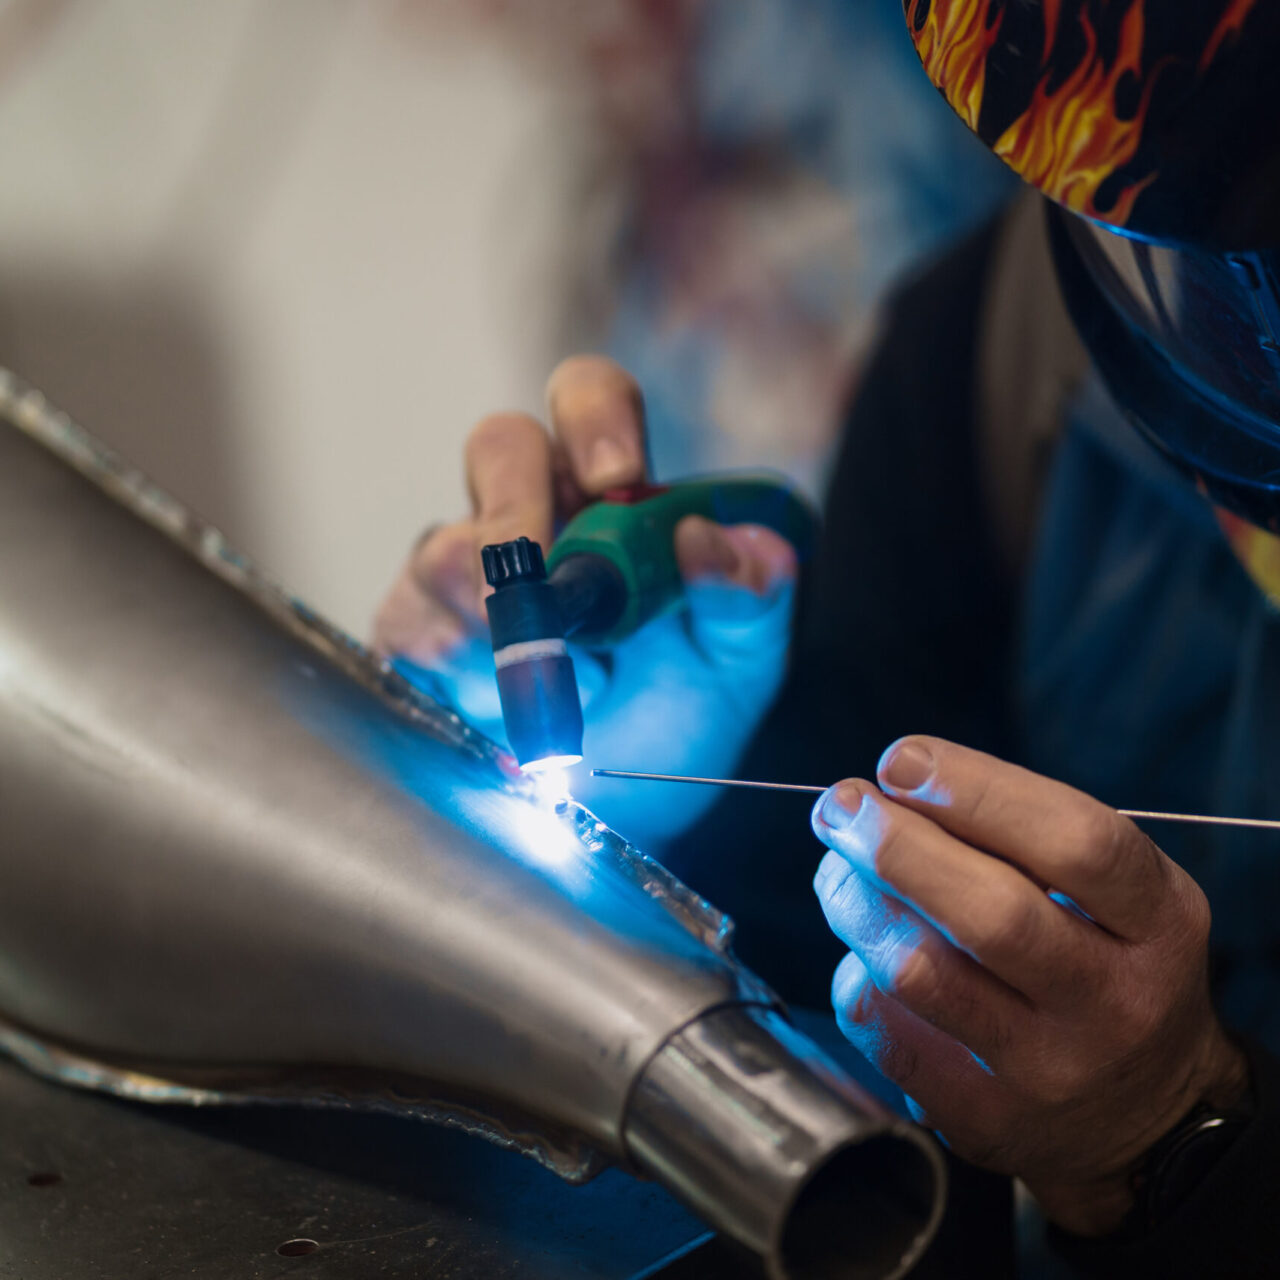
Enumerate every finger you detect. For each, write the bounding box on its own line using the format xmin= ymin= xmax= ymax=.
xmin=814 ymin=851 xmax=1025 ymax=1064
xmin=413 ymin=521 xmax=489 ymax=620
xmin=813 ymin=781 xmax=1096 ymax=1003
xmin=545 ymin=356 xmax=649 ymax=497
xmin=675 ymin=518 xmax=798 ymax=592
xmin=675 ymin=519 xmax=797 ymax=696
xmin=465 ymin=412 xmax=556 ymax=606
xmin=830 ymin=950 xmax=989 ymax=1110
xmin=372 ymin=524 xmax=480 ymax=663
xmin=875 ymin=736 xmax=1172 ymax=939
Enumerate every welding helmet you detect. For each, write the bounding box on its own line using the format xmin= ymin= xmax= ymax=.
xmin=902 ymin=1 xmax=1280 ymax=552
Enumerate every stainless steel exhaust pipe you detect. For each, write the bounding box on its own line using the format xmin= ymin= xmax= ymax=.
xmin=0 ymin=371 xmax=944 ymax=1277
xmin=626 ymin=1005 xmax=942 ymax=1279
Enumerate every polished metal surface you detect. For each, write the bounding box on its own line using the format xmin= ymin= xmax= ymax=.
xmin=0 ymin=370 xmax=943 ymax=1276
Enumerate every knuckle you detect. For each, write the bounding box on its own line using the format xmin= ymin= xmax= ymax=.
xmin=832 ymin=970 xmax=918 ymax=1086
xmin=868 ymin=808 xmax=910 ymax=885
xmin=876 ymin=1034 xmax=922 ymax=1088
xmin=410 ymin=525 xmax=480 ymax=611
xmin=885 ymin=946 xmax=943 ymax=1012
xmin=818 ymin=863 xmax=865 ymax=932
xmin=1174 ymin=872 xmax=1212 ymax=945
xmin=831 ymin=950 xmax=870 ymax=1014
xmin=961 ymin=769 xmax=1004 ymax=830
xmin=413 ymin=523 xmax=469 ymax=581
xmin=1064 ymin=809 xmax=1129 ymax=881
xmin=833 ymin=960 xmax=883 ymax=1044
xmin=973 ymin=882 xmax=1041 ymax=957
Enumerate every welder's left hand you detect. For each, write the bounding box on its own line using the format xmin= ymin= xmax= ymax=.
xmin=372 ymin=356 xmax=798 ymax=848
xmin=812 ymin=736 xmax=1249 ymax=1237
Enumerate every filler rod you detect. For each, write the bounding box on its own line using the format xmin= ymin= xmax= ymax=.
xmin=591 ymin=770 xmax=1280 ymax=833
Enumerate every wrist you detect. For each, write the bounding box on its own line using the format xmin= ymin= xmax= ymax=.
xmin=1195 ymin=1032 xmax=1251 ymax=1111
xmin=1031 ymin=1032 xmax=1251 ymax=1238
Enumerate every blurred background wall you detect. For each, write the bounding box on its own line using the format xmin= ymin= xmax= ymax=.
xmin=0 ymin=0 xmax=1012 ymax=635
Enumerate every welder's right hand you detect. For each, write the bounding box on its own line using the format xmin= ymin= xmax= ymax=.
xmin=372 ymin=355 xmax=798 ymax=848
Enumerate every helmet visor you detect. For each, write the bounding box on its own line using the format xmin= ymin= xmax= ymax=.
xmin=1054 ymin=209 xmax=1280 ymax=528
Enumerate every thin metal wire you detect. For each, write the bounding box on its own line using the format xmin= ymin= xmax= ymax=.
xmin=591 ymin=770 xmax=1280 ymax=832
xmin=1114 ymin=810 xmax=1280 ymax=832
xmin=592 ymin=770 xmax=825 ymax=794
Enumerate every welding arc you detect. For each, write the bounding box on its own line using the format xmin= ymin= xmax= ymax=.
xmin=590 ymin=770 xmax=1280 ymax=833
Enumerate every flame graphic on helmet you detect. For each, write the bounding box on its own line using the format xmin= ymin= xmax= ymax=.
xmin=1201 ymin=0 xmax=1258 ymax=72
xmin=994 ymin=1 xmax=1158 ymax=222
xmin=1214 ymin=504 xmax=1280 ymax=607
xmin=905 ymin=0 xmax=1003 ymax=130
xmin=908 ymin=0 xmax=1258 ymax=226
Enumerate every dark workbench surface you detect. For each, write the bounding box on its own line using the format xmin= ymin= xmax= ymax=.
xmin=0 ymin=1013 xmax=1005 ymax=1279
xmin=0 ymin=1055 xmax=733 ymax=1280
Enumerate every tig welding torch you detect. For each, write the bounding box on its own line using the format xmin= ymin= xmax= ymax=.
xmin=482 ymin=477 xmax=814 ymax=771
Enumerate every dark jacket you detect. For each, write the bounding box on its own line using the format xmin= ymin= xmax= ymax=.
xmin=670 ymin=197 xmax=1280 ymax=1278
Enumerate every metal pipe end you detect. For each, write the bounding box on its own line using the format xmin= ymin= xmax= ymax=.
xmin=623 ymin=1006 xmax=945 ymax=1280
xmin=773 ymin=1130 xmax=942 ymax=1280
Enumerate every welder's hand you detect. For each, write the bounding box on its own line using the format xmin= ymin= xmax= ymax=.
xmin=372 ymin=355 xmax=798 ymax=846
xmin=811 ymin=737 xmax=1250 ymax=1237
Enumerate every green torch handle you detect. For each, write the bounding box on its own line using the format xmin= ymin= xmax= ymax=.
xmin=546 ymin=475 xmax=816 ymax=648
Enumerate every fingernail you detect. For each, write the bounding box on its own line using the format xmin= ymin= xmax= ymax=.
xmin=818 ymin=784 xmax=865 ymax=832
xmin=585 ymin=436 xmax=634 ymax=488
xmin=679 ymin=517 xmax=740 ymax=578
xmin=880 ymin=740 xmax=934 ymax=793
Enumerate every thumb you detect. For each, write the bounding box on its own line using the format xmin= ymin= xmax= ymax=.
xmin=675 ymin=517 xmax=798 ymax=677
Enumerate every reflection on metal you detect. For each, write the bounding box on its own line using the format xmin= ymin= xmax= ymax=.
xmin=0 ymin=369 xmax=943 ymax=1279
xmin=0 ymin=1013 xmax=604 ymax=1181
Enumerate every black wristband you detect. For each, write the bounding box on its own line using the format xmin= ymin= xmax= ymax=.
xmin=1133 ymin=1102 xmax=1253 ymax=1231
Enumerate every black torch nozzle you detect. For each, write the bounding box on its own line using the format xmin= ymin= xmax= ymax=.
xmin=482 ymin=538 xmax=584 ymax=772
xmin=482 ymin=538 xmax=628 ymax=772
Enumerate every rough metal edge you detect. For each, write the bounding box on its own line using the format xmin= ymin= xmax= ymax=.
xmin=0 ymin=1016 xmax=608 ymax=1183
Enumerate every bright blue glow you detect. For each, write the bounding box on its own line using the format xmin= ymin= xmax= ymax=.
xmin=513 ymin=802 xmax=581 ymax=866
xmin=520 ymin=754 xmax=582 ymax=774
xmin=966 ymin=1046 xmax=994 ymax=1075
xmin=1048 ymin=889 xmax=1094 ymax=922
xmin=525 ymin=762 xmax=576 ymax=810
xmin=391 ymin=567 xmax=795 ymax=849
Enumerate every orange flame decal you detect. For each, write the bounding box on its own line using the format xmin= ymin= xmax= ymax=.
xmin=909 ymin=0 xmax=1257 ymax=229
xmin=993 ymin=1 xmax=1158 ymax=223
xmin=1041 ymin=0 xmax=1062 ymax=64
xmin=1215 ymin=505 xmax=1280 ymax=606
xmin=906 ymin=0 xmax=1002 ymax=131
xmin=1200 ymin=0 xmax=1258 ymax=73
